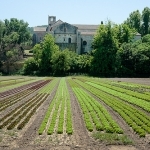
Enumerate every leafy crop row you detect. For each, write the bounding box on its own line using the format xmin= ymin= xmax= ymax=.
xmin=74 ymin=78 xmax=150 ymax=137
xmin=85 ymin=81 xmax=150 ymax=112
xmin=0 ymin=93 xmax=48 ymax=129
xmin=38 ymin=78 xmax=73 ymax=135
xmin=87 ymin=78 xmax=150 ymax=102
xmin=68 ymin=79 xmax=123 ymax=134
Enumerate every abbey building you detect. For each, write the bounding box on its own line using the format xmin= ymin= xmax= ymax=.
xmin=33 ymin=16 xmax=99 ymax=54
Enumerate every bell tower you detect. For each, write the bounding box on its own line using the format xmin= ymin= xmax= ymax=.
xmin=48 ymin=16 xmax=56 ymax=26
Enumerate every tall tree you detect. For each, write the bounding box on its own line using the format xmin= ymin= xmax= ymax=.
xmin=124 ymin=10 xmax=141 ymax=33
xmin=114 ymin=24 xmax=135 ymax=45
xmin=0 ymin=18 xmax=31 ymax=74
xmin=39 ymin=34 xmax=59 ymax=75
xmin=91 ymin=21 xmax=119 ymax=76
xmin=141 ymin=7 xmax=150 ymax=35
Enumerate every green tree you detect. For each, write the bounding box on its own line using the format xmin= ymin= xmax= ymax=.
xmin=124 ymin=10 xmax=141 ymax=33
xmin=0 ymin=18 xmax=31 ymax=74
xmin=141 ymin=7 xmax=150 ymax=35
xmin=23 ymin=57 xmax=38 ymax=75
xmin=142 ymin=34 xmax=150 ymax=43
xmin=33 ymin=44 xmax=42 ymax=63
xmin=51 ymin=49 xmax=71 ymax=75
xmin=91 ymin=21 xmax=119 ymax=76
xmin=115 ymin=24 xmax=135 ymax=45
xmin=39 ymin=34 xmax=59 ymax=75
xmin=76 ymin=54 xmax=92 ymax=74
xmin=116 ymin=35 xmax=150 ymax=77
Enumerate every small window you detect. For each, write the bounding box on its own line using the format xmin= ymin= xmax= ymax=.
xmin=83 ymin=41 xmax=87 ymax=45
xmin=68 ymin=38 xmax=71 ymax=43
xmin=64 ymin=38 xmax=65 ymax=41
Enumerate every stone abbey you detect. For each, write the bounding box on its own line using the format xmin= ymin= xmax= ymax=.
xmin=33 ymin=16 xmax=99 ymax=54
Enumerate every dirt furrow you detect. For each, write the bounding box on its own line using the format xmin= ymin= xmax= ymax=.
xmin=67 ymin=81 xmax=107 ymax=150
xmin=11 ymin=83 xmax=59 ymax=150
xmin=78 ymin=82 xmax=150 ymax=150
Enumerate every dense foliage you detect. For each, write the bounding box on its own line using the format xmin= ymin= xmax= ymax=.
xmin=1 ymin=7 xmax=150 ymax=77
xmin=124 ymin=7 xmax=150 ymax=36
xmin=23 ymin=34 xmax=92 ymax=76
xmin=0 ymin=18 xmax=31 ymax=74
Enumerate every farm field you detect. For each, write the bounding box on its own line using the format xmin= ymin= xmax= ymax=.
xmin=0 ymin=76 xmax=150 ymax=150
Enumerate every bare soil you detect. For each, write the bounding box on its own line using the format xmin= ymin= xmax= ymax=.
xmin=0 ymin=78 xmax=150 ymax=150
xmin=107 ymin=78 xmax=150 ymax=86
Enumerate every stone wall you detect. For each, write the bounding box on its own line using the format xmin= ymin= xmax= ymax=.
xmin=54 ymin=34 xmax=77 ymax=43
xmin=81 ymin=34 xmax=94 ymax=53
xmin=56 ymin=43 xmax=77 ymax=52
xmin=33 ymin=31 xmax=46 ymax=44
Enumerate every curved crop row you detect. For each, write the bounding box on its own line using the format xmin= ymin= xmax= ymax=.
xmin=68 ymin=79 xmax=123 ymax=134
xmin=0 ymin=78 xmax=43 ymax=96
xmin=0 ymin=93 xmax=47 ymax=129
xmin=85 ymin=81 xmax=150 ymax=112
xmin=0 ymin=77 xmax=34 ymax=88
xmin=87 ymin=78 xmax=150 ymax=102
xmin=74 ymin=78 xmax=150 ymax=137
xmin=0 ymin=80 xmax=50 ymax=112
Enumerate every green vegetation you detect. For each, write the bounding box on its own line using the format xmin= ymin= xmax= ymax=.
xmin=0 ymin=77 xmax=42 ymax=93
xmin=0 ymin=18 xmax=31 ymax=74
xmin=38 ymin=78 xmax=59 ymax=94
xmin=68 ymin=79 xmax=123 ymax=133
xmin=0 ymin=80 xmax=51 ymax=129
xmin=124 ymin=7 xmax=150 ymax=36
xmin=73 ymin=77 xmax=150 ymax=137
xmin=93 ymin=132 xmax=133 ymax=145
xmin=0 ymin=76 xmax=149 ymax=139
xmin=0 ymin=7 xmax=150 ymax=77
xmin=38 ymin=78 xmax=73 ymax=135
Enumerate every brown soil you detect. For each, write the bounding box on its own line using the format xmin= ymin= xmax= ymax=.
xmin=107 ymin=78 xmax=150 ymax=86
xmin=0 ymin=78 xmax=150 ymax=150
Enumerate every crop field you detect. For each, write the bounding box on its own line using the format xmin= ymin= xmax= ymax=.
xmin=0 ymin=76 xmax=150 ymax=150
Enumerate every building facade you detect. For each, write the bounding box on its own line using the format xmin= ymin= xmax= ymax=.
xmin=33 ymin=16 xmax=141 ymax=54
xmin=33 ymin=16 xmax=99 ymax=54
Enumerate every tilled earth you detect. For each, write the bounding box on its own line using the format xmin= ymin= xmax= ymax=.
xmin=0 ymin=78 xmax=150 ymax=150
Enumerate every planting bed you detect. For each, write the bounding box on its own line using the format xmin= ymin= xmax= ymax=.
xmin=0 ymin=76 xmax=150 ymax=150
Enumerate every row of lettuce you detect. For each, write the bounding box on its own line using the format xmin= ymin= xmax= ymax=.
xmin=1 ymin=76 xmax=149 ymax=138
xmin=38 ymin=78 xmax=73 ymax=135
xmin=73 ymin=77 xmax=150 ymax=137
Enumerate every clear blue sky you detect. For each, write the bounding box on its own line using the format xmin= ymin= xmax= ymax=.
xmin=0 ymin=0 xmax=150 ymax=27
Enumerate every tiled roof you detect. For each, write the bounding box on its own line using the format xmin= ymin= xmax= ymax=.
xmin=73 ymin=24 xmax=99 ymax=30
xmin=34 ymin=22 xmax=100 ymax=32
xmin=80 ymin=32 xmax=96 ymax=35
xmin=33 ymin=27 xmax=46 ymax=31
xmin=51 ymin=20 xmax=63 ymax=27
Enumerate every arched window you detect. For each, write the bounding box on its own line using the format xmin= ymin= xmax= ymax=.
xmin=68 ymin=38 xmax=71 ymax=43
xmin=83 ymin=41 xmax=87 ymax=45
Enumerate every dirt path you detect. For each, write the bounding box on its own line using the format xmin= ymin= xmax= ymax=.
xmin=75 ymin=81 xmax=150 ymax=150
xmin=107 ymin=78 xmax=150 ymax=86
xmin=67 ymin=81 xmax=108 ymax=150
xmin=0 ymin=78 xmax=150 ymax=150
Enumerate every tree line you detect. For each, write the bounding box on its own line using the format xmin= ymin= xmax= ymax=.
xmin=23 ymin=34 xmax=92 ymax=76
xmin=0 ymin=7 xmax=150 ymax=77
